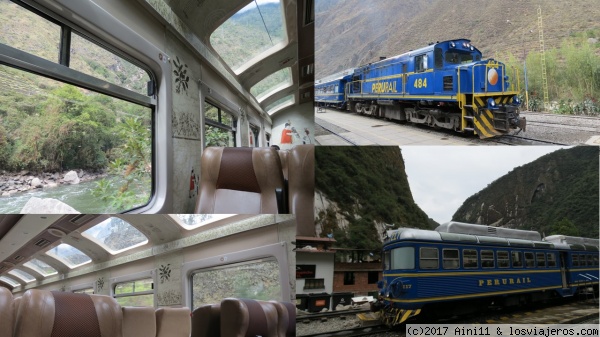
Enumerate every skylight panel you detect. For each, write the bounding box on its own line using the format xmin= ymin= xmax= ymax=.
xmin=0 ymin=276 xmax=19 ymax=287
xmin=251 ymin=68 xmax=292 ymax=102
xmin=82 ymin=217 xmax=148 ymax=254
xmin=266 ymin=95 xmax=294 ymax=115
xmin=173 ymin=214 xmax=236 ymax=230
xmin=24 ymin=259 xmax=58 ymax=277
xmin=46 ymin=243 xmax=92 ymax=269
xmin=8 ymin=269 xmax=36 ymax=283
xmin=210 ymin=0 xmax=286 ymax=73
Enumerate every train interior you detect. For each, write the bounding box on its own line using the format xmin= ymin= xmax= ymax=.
xmin=0 ymin=0 xmax=314 ymax=214
xmin=0 ymin=214 xmax=296 ymax=336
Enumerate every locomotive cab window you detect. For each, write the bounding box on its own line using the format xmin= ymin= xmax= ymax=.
xmin=481 ymin=250 xmax=494 ymax=268
xmin=415 ymin=54 xmax=428 ymax=72
xmin=442 ymin=249 xmax=459 ymax=269
xmin=391 ymin=247 xmax=414 ymax=270
xmin=462 ymin=249 xmax=478 ymax=268
xmin=434 ymin=48 xmax=443 ymax=69
xmin=419 ymin=247 xmax=438 ymax=269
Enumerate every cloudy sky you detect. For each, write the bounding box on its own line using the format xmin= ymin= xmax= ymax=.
xmin=400 ymin=146 xmax=570 ymax=225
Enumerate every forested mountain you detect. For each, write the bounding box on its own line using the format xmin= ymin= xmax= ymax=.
xmin=453 ymin=146 xmax=599 ymax=239
xmin=315 ymin=147 xmax=434 ymax=251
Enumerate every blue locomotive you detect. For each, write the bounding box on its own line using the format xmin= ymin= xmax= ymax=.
xmin=320 ymin=39 xmax=526 ymax=138
xmin=375 ymin=222 xmax=599 ymax=326
xmin=315 ymin=69 xmax=353 ymax=109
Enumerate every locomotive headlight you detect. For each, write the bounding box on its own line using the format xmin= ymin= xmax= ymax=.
xmin=513 ymin=96 xmax=521 ymax=105
xmin=470 ymin=46 xmax=474 ymax=51
xmin=487 ymin=98 xmax=497 ymax=109
xmin=450 ymin=41 xmax=456 ymax=48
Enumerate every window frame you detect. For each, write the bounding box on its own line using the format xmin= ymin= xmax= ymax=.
xmin=204 ymin=100 xmax=237 ymax=147
xmin=524 ymin=252 xmax=535 ymax=268
xmin=442 ymin=248 xmax=459 ymax=269
xmin=511 ymin=251 xmax=523 ymax=268
xmin=110 ymin=270 xmax=156 ymax=307
xmin=462 ymin=249 xmax=478 ymax=269
xmin=480 ymin=250 xmax=494 ymax=268
xmin=419 ymin=247 xmax=439 ymax=270
xmin=547 ymin=253 xmax=557 ymax=268
xmin=536 ymin=252 xmax=546 ymax=268
xmin=497 ymin=250 xmax=509 ymax=268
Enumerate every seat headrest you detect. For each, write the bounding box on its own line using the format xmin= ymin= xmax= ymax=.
xmin=0 ymin=287 xmax=13 ymax=337
xmin=216 ymin=148 xmax=261 ymax=193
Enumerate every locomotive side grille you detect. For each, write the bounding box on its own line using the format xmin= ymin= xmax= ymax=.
xmin=443 ymin=76 xmax=453 ymax=91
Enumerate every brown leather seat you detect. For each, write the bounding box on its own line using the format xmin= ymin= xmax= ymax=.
xmin=269 ymin=301 xmax=296 ymax=337
xmin=122 ymin=306 xmax=156 ymax=337
xmin=278 ymin=150 xmax=289 ymax=181
xmin=280 ymin=301 xmax=296 ymax=337
xmin=14 ymin=289 xmax=122 ymax=337
xmin=288 ymin=145 xmax=315 ymax=236
xmin=220 ymin=298 xmax=278 ymax=337
xmin=0 ymin=287 xmax=13 ymax=337
xmin=191 ymin=303 xmax=221 ymax=337
xmin=195 ymin=147 xmax=285 ymax=214
xmin=155 ymin=307 xmax=191 ymax=337
xmin=12 ymin=296 xmax=21 ymax=334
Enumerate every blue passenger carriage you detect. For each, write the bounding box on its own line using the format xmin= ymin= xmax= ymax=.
xmin=315 ymin=69 xmax=353 ymax=109
xmin=346 ymin=39 xmax=526 ymax=138
xmin=375 ymin=222 xmax=599 ymax=326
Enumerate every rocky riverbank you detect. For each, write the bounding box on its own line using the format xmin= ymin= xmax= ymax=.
xmin=0 ymin=170 xmax=107 ymax=197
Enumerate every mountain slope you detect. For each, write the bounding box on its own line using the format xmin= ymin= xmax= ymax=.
xmin=452 ymin=146 xmax=599 ymax=238
xmin=315 ymin=146 xmax=434 ymax=250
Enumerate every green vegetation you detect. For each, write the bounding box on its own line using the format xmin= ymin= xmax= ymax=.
xmin=453 ymin=146 xmax=599 ymax=239
xmin=315 ymin=147 xmax=432 ymax=251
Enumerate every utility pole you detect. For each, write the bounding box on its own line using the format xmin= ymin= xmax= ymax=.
xmin=537 ymin=6 xmax=549 ymax=111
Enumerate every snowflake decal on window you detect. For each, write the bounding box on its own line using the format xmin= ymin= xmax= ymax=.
xmin=173 ymin=56 xmax=189 ymax=94
xmin=159 ymin=264 xmax=171 ymax=284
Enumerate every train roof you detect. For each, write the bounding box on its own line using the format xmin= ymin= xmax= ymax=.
xmin=544 ymin=235 xmax=599 ymax=249
xmin=436 ymin=221 xmax=541 ymax=241
xmin=384 ymin=227 xmax=573 ymax=250
xmin=315 ymin=68 xmax=354 ymax=85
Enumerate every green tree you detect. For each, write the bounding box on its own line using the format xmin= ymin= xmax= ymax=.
xmin=550 ymin=217 xmax=580 ymax=237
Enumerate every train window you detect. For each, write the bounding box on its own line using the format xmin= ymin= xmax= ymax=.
xmin=0 ymin=0 xmax=61 ymax=63
xmin=114 ymin=278 xmax=154 ymax=307
xmin=249 ymin=124 xmax=260 ymax=147
xmin=415 ymin=54 xmax=428 ymax=72
xmin=74 ymin=288 xmax=94 ymax=294
xmin=445 ymin=52 xmax=475 ymax=65
xmin=524 ymin=252 xmax=535 ymax=268
xmin=82 ymin=217 xmax=148 ymax=254
xmin=497 ymin=251 xmax=509 ymax=268
xmin=462 ymin=249 xmax=478 ymax=268
xmin=593 ymin=255 xmax=599 ymax=266
xmin=8 ymin=269 xmax=35 ymax=283
xmin=205 ymin=101 xmax=236 ymax=147
xmin=579 ymin=254 xmax=587 ymax=266
xmin=391 ymin=247 xmax=414 ymax=269
xmin=46 ymin=243 xmax=92 ymax=269
xmin=384 ymin=250 xmax=391 ymax=270
xmin=442 ymin=249 xmax=459 ymax=269
xmin=303 ymin=278 xmax=325 ymax=291
xmin=572 ymin=254 xmax=579 ymax=267
xmin=434 ymin=48 xmax=443 ymax=69
xmin=250 ymin=68 xmax=292 ymax=102
xmin=547 ymin=253 xmax=557 ymax=267
xmin=536 ymin=252 xmax=546 ymax=267
xmin=419 ymin=247 xmax=439 ymax=269
xmin=266 ymin=95 xmax=295 ymax=115
xmin=210 ymin=0 xmax=286 ymax=73
xmin=191 ymin=258 xmax=281 ymax=310
xmin=23 ymin=258 xmax=58 ymax=277
xmin=343 ymin=272 xmax=355 ymax=285
xmin=511 ymin=251 xmax=523 ymax=268
xmin=0 ymin=276 xmax=19 ymax=287
xmin=480 ymin=250 xmax=494 ymax=268
xmin=173 ymin=214 xmax=236 ymax=230
xmin=586 ymin=255 xmax=593 ymax=266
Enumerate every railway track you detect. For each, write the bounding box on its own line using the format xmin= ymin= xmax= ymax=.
xmin=300 ymin=324 xmax=392 ymax=337
xmin=297 ymin=309 xmax=372 ymax=322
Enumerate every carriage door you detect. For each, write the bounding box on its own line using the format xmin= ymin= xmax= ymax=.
xmin=559 ymin=252 xmax=569 ymax=288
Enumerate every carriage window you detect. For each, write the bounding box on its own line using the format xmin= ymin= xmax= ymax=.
xmin=250 ymin=68 xmax=292 ymax=102
xmin=442 ymin=249 xmax=459 ymax=269
xmin=266 ymin=95 xmax=295 ymax=115
xmin=497 ymin=251 xmax=509 ymax=268
xmin=579 ymin=254 xmax=587 ymax=266
xmin=191 ymin=258 xmax=281 ymax=310
xmin=82 ymin=217 xmax=148 ymax=254
xmin=8 ymin=269 xmax=36 ymax=283
xmin=572 ymin=254 xmax=579 ymax=267
xmin=524 ymin=252 xmax=535 ymax=268
xmin=391 ymin=247 xmax=414 ymax=269
xmin=344 ymin=272 xmax=355 ymax=285
xmin=249 ymin=124 xmax=260 ymax=147
xmin=481 ymin=250 xmax=494 ymax=268
xmin=0 ymin=1 xmax=154 ymax=214
xmin=547 ymin=253 xmax=557 ymax=267
xmin=205 ymin=101 xmax=236 ymax=147
xmin=46 ymin=243 xmax=92 ymax=269
xmin=415 ymin=54 xmax=428 ymax=72
xmin=114 ymin=278 xmax=154 ymax=307
xmin=173 ymin=214 xmax=236 ymax=230
xmin=586 ymin=255 xmax=593 ymax=266
xmin=23 ymin=258 xmax=58 ymax=277
xmin=593 ymin=255 xmax=599 ymax=266
xmin=0 ymin=276 xmax=19 ymax=287
xmin=463 ymin=249 xmax=478 ymax=268
xmin=536 ymin=252 xmax=546 ymax=267
xmin=511 ymin=251 xmax=523 ymax=268
xmin=419 ymin=247 xmax=438 ymax=269
xmin=74 ymin=288 xmax=94 ymax=294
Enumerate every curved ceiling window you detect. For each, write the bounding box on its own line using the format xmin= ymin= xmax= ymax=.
xmin=82 ymin=217 xmax=148 ymax=255
xmin=0 ymin=276 xmax=19 ymax=287
xmin=23 ymin=259 xmax=58 ymax=277
xmin=46 ymin=243 xmax=92 ymax=269
xmin=251 ymin=67 xmax=292 ymax=102
xmin=266 ymin=95 xmax=294 ymax=115
xmin=173 ymin=214 xmax=236 ymax=230
xmin=8 ymin=269 xmax=36 ymax=283
xmin=210 ymin=0 xmax=286 ymax=73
